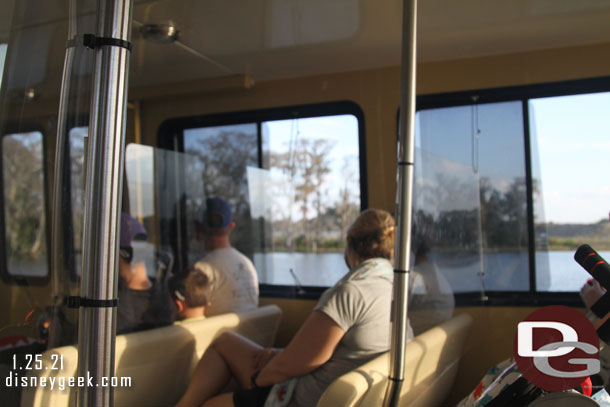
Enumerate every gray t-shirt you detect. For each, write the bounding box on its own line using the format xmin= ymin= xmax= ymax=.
xmin=290 ymin=258 xmax=414 ymax=407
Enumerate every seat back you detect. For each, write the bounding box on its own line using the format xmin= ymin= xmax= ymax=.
xmin=318 ymin=312 xmax=473 ymax=407
xmin=21 ymin=305 xmax=282 ymax=407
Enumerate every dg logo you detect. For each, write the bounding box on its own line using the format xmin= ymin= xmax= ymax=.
xmin=513 ymin=305 xmax=600 ymax=391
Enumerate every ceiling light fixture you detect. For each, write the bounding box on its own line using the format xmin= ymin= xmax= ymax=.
xmin=139 ymin=23 xmax=180 ymax=44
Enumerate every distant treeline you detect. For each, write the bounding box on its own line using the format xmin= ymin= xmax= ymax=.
xmin=540 ymin=220 xmax=610 ymax=251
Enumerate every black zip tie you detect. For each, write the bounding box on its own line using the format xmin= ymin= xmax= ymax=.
xmin=397 ymin=161 xmax=413 ymax=166
xmin=394 ymin=268 xmax=408 ymax=274
xmin=83 ymin=34 xmax=132 ymax=51
xmin=66 ymin=296 xmax=118 ymax=309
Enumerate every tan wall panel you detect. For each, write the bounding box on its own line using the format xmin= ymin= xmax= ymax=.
xmin=419 ymin=42 xmax=610 ymax=94
xmin=259 ymin=297 xmax=316 ymax=347
xmin=445 ymin=307 xmax=536 ymax=404
xmin=446 ymin=306 xmax=589 ymax=404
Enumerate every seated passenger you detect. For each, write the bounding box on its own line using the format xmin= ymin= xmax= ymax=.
xmin=193 ymin=197 xmax=258 ymax=316
xmin=117 ymin=213 xmax=172 ymax=333
xmin=580 ymin=278 xmax=610 ymax=388
xmin=177 ymin=208 xmax=413 ymax=407
xmin=117 ymin=213 xmax=153 ymax=334
xmin=408 ymin=240 xmax=455 ymax=335
xmin=169 ymin=269 xmax=211 ymax=323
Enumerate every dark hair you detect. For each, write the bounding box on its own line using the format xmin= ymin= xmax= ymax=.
xmin=169 ymin=269 xmax=210 ymax=307
xmin=347 ymin=208 xmax=395 ymax=261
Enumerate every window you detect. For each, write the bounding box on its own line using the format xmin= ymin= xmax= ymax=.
xmin=68 ymin=126 xmax=87 ymax=277
xmin=256 ymin=115 xmax=360 ymax=287
xmin=67 ymin=133 xmax=160 ymax=279
xmin=182 ymin=123 xmax=259 ymax=265
xmin=0 ymin=43 xmax=7 ymax=92
xmin=158 ymin=102 xmax=364 ymax=295
xmin=416 ymin=77 xmax=610 ymax=303
xmin=530 ymin=92 xmax=610 ymax=292
xmin=0 ymin=130 xmax=49 ymax=282
xmin=414 ymin=102 xmax=529 ymax=294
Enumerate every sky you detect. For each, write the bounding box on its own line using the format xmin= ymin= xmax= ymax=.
xmin=265 ymin=114 xmax=360 ymax=180
xmin=530 ymin=92 xmax=610 ymax=224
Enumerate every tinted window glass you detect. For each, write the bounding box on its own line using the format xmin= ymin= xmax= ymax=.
xmin=0 ymin=43 xmax=7 ymax=91
xmin=183 ymin=124 xmax=259 ymax=264
xmin=530 ymin=92 xmax=610 ymax=292
xmin=415 ymin=101 xmax=529 ymax=293
xmin=69 ymin=127 xmax=87 ymax=277
xmin=164 ymin=107 xmax=363 ymax=290
xmin=2 ymin=132 xmax=48 ymax=278
xmin=255 ymin=115 xmax=360 ymax=286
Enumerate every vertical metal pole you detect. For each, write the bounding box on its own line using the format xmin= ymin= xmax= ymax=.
xmin=77 ymin=0 xmax=133 ymax=405
xmin=383 ymin=0 xmax=417 ymax=405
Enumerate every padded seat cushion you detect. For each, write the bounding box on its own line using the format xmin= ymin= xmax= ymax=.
xmin=21 ymin=305 xmax=282 ymax=407
xmin=318 ymin=313 xmax=473 ymax=407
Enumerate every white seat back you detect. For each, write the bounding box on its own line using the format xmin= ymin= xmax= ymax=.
xmin=21 ymin=305 xmax=282 ymax=407
xmin=318 ymin=312 xmax=473 ymax=407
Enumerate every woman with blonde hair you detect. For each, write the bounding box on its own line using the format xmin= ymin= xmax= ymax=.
xmin=177 ymin=208 xmax=413 ymax=407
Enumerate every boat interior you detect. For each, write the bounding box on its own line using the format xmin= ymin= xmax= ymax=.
xmin=2 ymin=0 xmax=610 ymax=405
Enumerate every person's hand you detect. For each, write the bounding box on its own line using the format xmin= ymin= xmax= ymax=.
xmin=253 ymin=348 xmax=279 ymax=370
xmin=580 ymin=279 xmax=606 ymax=309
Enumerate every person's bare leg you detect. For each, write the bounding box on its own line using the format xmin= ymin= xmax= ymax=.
xmin=177 ymin=332 xmax=265 ymax=407
xmin=177 ymin=343 xmax=232 ymax=407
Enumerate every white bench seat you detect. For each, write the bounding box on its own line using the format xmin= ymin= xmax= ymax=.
xmin=318 ymin=313 xmax=473 ymax=407
xmin=21 ymin=305 xmax=282 ymax=407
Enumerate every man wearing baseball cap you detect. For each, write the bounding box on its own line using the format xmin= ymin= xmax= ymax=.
xmin=193 ymin=197 xmax=259 ymax=316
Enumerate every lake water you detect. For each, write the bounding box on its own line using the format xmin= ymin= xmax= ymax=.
xmin=254 ymin=250 xmax=610 ymax=292
xmin=9 ymin=249 xmax=607 ymax=293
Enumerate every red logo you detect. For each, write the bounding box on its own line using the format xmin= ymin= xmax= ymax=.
xmin=513 ymin=305 xmax=599 ymax=391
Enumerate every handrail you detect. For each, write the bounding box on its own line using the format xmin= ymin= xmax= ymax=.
xmin=383 ymin=0 xmax=418 ymax=405
xmin=76 ymin=0 xmax=133 ymax=405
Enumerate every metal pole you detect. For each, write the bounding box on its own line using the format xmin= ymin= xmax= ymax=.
xmin=77 ymin=0 xmax=133 ymax=405
xmin=383 ymin=0 xmax=417 ymax=405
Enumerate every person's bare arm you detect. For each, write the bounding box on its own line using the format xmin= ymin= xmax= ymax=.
xmin=254 ymin=310 xmax=345 ymax=386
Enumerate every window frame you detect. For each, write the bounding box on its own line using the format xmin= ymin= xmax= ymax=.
xmin=415 ymin=76 xmax=610 ymax=307
xmin=158 ymin=101 xmax=367 ymax=299
xmin=0 ymin=123 xmax=51 ymax=286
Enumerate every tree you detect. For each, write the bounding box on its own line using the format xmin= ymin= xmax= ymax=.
xmin=271 ymin=137 xmax=334 ymax=251
xmin=2 ymin=134 xmax=47 ymax=263
xmin=337 ymin=156 xmax=359 ymax=238
xmin=185 ymin=130 xmax=259 ymax=254
xmin=308 ymin=139 xmax=334 ymax=250
xmin=270 ymin=149 xmax=298 ymax=250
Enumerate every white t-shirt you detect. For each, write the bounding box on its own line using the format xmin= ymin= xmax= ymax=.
xmin=193 ymin=247 xmax=259 ymax=316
